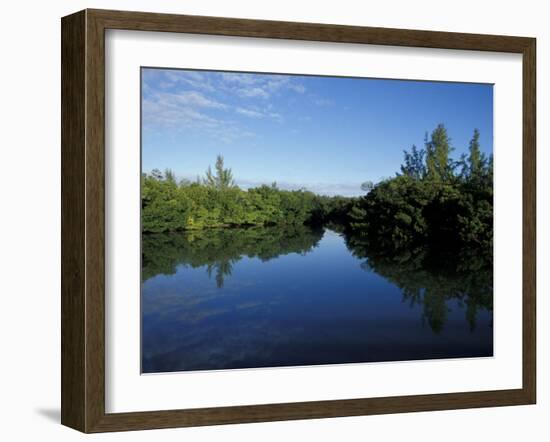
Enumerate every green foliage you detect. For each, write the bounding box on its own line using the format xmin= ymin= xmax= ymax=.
xmin=425 ymin=124 xmax=454 ymax=181
xmin=203 ymin=155 xmax=236 ymax=190
xmin=164 ymin=168 xmax=176 ymax=185
xmin=142 ymin=124 xmax=492 ymax=260
xmin=360 ymin=181 xmax=374 ymax=193
xmin=342 ymin=125 xmax=493 ymax=252
xmin=468 ymin=129 xmax=483 ymax=177
xmin=400 ymin=145 xmax=426 ymax=179
xmin=142 ymin=159 xmax=327 ymax=233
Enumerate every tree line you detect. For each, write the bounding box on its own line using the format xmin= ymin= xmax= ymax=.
xmin=343 ymin=124 xmax=493 ymax=252
xmin=142 ymin=123 xmax=493 ymax=253
xmin=142 ymin=155 xmax=334 ymax=232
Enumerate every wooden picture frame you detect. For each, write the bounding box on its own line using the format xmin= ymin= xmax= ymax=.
xmin=61 ymin=8 xmax=536 ymax=433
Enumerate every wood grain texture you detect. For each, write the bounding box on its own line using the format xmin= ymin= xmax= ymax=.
xmin=89 ymin=8 xmax=532 ymax=52
xmin=90 ymin=389 xmax=531 ymax=432
xmin=522 ymin=38 xmax=537 ymax=403
xmin=61 ymin=8 xmax=537 ymax=433
xmin=61 ymin=10 xmax=86 ymax=431
xmin=84 ymin=9 xmax=107 ymax=432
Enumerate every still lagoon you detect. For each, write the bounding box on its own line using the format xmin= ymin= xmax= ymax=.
xmin=141 ymin=226 xmax=493 ymax=373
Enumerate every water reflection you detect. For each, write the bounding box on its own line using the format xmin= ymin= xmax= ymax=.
xmin=343 ymin=231 xmax=493 ymax=333
xmin=142 ymin=225 xmax=323 ymax=287
xmin=141 ymin=226 xmax=493 ymax=373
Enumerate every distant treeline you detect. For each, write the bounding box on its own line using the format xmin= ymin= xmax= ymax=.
xmin=142 ymin=155 xmax=339 ymax=232
xmin=142 ymin=124 xmax=493 ymax=252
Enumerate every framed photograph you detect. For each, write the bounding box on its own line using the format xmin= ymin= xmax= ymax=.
xmin=61 ymin=9 xmax=536 ymax=433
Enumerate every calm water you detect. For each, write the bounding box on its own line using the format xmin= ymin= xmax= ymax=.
xmin=141 ymin=226 xmax=493 ymax=373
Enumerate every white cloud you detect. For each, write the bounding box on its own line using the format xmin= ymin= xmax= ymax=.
xmin=313 ymin=97 xmax=334 ymax=106
xmin=237 ymin=87 xmax=270 ymax=99
xmin=236 ymin=107 xmax=264 ymax=118
xmin=143 ymin=91 xmax=262 ymax=144
xmin=170 ymin=91 xmax=228 ymax=109
xmin=142 ymin=97 xmax=220 ymax=128
xmin=220 ymin=73 xmax=259 ymax=86
xmin=268 ymin=112 xmax=283 ymax=122
xmin=142 ymin=69 xmax=308 ymax=142
xmin=218 ymin=72 xmax=306 ymax=99
xmin=163 ymin=70 xmax=215 ymax=92
xmin=235 ymin=107 xmax=283 ymax=121
xmin=289 ymin=83 xmax=306 ymax=94
xmin=143 ymin=90 xmax=228 ymax=127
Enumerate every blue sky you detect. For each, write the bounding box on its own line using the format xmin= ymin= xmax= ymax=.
xmin=142 ymin=68 xmax=493 ymax=197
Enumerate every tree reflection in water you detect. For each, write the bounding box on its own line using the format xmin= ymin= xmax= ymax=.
xmin=142 ymin=225 xmax=492 ymax=334
xmin=142 ymin=225 xmax=324 ymax=288
xmin=343 ymin=229 xmax=493 ymax=333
